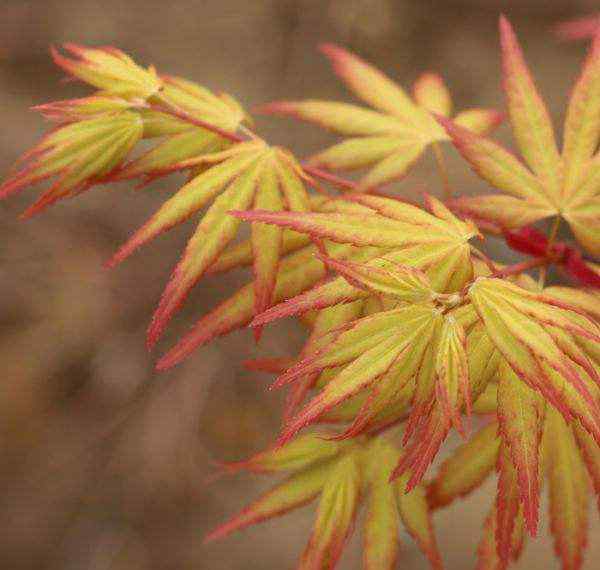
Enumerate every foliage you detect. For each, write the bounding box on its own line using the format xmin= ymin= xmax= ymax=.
xmin=2 ymin=14 xmax=600 ymax=570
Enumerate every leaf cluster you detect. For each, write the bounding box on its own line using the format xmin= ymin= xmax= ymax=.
xmin=1 ymin=15 xmax=599 ymax=570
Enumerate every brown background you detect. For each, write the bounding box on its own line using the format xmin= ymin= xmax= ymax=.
xmin=0 ymin=0 xmax=598 ymax=568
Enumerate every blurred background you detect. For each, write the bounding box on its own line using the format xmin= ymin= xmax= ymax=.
xmin=0 ymin=0 xmax=598 ymax=568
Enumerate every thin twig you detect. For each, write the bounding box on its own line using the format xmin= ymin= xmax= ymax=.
xmin=493 ymin=257 xmax=549 ymax=279
xmin=148 ymin=98 xmax=246 ymax=143
xmin=470 ymin=245 xmax=499 ymax=274
xmin=301 ymin=165 xmax=360 ymax=192
xmin=538 ymin=217 xmax=561 ymax=288
xmin=147 ymin=98 xmax=361 ymax=194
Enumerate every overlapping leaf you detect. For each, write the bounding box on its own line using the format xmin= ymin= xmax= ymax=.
xmin=51 ymin=43 xmax=163 ymax=100
xmin=155 ymin=238 xmax=357 ymax=370
xmin=1 ymin=43 xmax=249 ymax=235
xmin=427 ymin=420 xmax=500 ymax=509
xmin=444 ymin=17 xmax=600 ymax=255
xmin=392 ymin=319 xmax=501 ymax=489
xmin=115 ymin=74 xmax=249 ymax=180
xmin=233 ymin=194 xmax=479 ymax=329
xmin=205 ymin=435 xmax=442 ymax=570
xmin=106 ymin=141 xmax=314 ymax=346
xmin=249 ymin=271 xmax=493 ymax=486
xmin=546 ymin=409 xmax=590 ymax=570
xmin=273 ymin=303 xmax=442 ymax=446
xmin=428 ymin=391 xmax=600 ymax=570
xmin=2 ymin=35 xmax=599 ymax=570
xmin=261 ymin=43 xmax=501 ymax=190
xmin=469 ymin=277 xmax=600 ymax=445
xmin=496 ymin=362 xmax=544 ymax=534
xmin=0 ymin=111 xmax=144 ymax=216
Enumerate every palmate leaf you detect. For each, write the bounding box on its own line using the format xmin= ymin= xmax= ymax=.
xmin=261 ymin=43 xmax=501 ymax=191
xmin=1 ymin=43 xmax=253 ymax=261
xmin=428 ymin=368 xmax=600 ymax=570
xmin=392 ymin=320 xmax=500 ymax=489
xmin=468 ymin=277 xmax=600 ymax=445
xmin=269 ymin=301 xmax=491 ymax=484
xmin=234 ymin=194 xmax=479 ymax=326
xmin=115 ymin=74 xmax=249 ymax=180
xmin=251 ymin=245 xmax=497 ymax=489
xmin=443 ymin=17 xmax=600 ymax=255
xmin=51 ymin=43 xmax=163 ymax=100
xmin=105 ymin=141 xmax=314 ymax=347
xmin=0 ymin=82 xmax=241 ymax=216
xmin=155 ymin=238 xmax=359 ymax=370
xmin=244 ymin=309 xmax=484 ymax=490
xmin=154 ymin=194 xmax=398 ymax=370
xmin=0 ymin=111 xmax=144 ymax=216
xmin=40 ymin=53 xmax=248 ymax=183
xmin=206 ymin=436 xmax=442 ymax=570
xmin=274 ymin=304 xmax=442 ymax=446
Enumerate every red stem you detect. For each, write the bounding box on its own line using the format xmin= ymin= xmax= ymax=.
xmin=492 ymin=256 xmax=549 ymax=278
xmin=148 ymin=103 xmax=246 ymax=143
xmin=148 ymin=101 xmax=368 ymax=193
xmin=301 ymin=165 xmax=359 ymax=192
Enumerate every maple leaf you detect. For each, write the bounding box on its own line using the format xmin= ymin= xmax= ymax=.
xmin=0 ymin=44 xmax=249 ymax=217
xmin=442 ymin=17 xmax=600 ymax=256
xmin=389 ymin=272 xmax=600 ymax=493
xmin=272 ymin=303 xmax=444 ymax=445
xmin=253 ymin=305 xmax=487 ymax=486
xmin=114 ymin=74 xmax=249 ymax=180
xmin=205 ymin=435 xmax=442 ymax=570
xmin=0 ymin=111 xmax=144 ymax=216
xmin=233 ymin=194 xmax=480 ymax=320
xmin=154 ymin=232 xmax=359 ymax=370
xmin=261 ymin=43 xmax=502 ymax=191
xmin=51 ymin=43 xmax=163 ymax=100
xmin=106 ymin=141 xmax=315 ymax=346
xmin=228 ymin=198 xmax=504 ymax=482
xmin=429 ymin=403 xmax=599 ymax=570
xmin=391 ymin=318 xmax=501 ymax=489
xmin=468 ymin=277 xmax=600 ymax=443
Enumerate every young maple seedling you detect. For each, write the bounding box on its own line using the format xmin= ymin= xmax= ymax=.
xmin=1 ymin=14 xmax=599 ymax=570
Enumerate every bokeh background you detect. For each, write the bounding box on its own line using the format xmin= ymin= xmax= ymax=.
xmin=0 ymin=0 xmax=598 ymax=568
